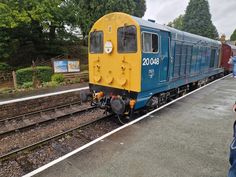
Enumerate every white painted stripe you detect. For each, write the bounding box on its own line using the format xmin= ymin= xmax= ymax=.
xmin=22 ymin=74 xmax=230 ymax=177
xmin=0 ymin=87 xmax=89 ymax=106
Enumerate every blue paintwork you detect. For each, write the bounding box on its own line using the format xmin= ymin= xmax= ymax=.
xmin=141 ymin=27 xmax=169 ymax=91
xmin=132 ymin=17 xmax=223 ymax=110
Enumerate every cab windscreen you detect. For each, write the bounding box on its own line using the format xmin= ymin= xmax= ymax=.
xmin=90 ymin=31 xmax=103 ymax=53
xmin=118 ymin=25 xmax=137 ymax=53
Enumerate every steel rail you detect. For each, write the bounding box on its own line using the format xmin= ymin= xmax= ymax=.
xmin=0 ymin=106 xmax=97 ymax=137
xmin=0 ymin=101 xmax=82 ymax=124
xmin=0 ymin=114 xmax=113 ymax=161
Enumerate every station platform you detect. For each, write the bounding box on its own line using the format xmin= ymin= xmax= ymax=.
xmin=34 ymin=76 xmax=236 ymax=177
xmin=0 ymin=82 xmax=88 ymax=103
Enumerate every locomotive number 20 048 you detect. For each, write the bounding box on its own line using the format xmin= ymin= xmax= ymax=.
xmin=142 ymin=58 xmax=160 ymax=66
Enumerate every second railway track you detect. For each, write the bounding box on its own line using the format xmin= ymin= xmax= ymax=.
xmin=0 ymin=101 xmax=96 ymax=137
xmin=0 ymin=101 xmax=107 ymax=160
xmin=0 ymin=113 xmax=114 ymax=161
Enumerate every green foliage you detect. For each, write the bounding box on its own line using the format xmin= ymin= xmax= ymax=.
xmin=75 ymin=76 xmax=81 ymax=83
xmin=182 ymin=0 xmax=218 ymax=39
xmin=16 ymin=66 xmax=52 ymax=85
xmin=230 ymin=29 xmax=236 ymax=41
xmin=21 ymin=82 xmax=33 ymax=89
xmin=72 ymin=0 xmax=146 ymax=36
xmin=0 ymin=0 xmax=146 ymax=67
xmin=168 ymin=15 xmax=184 ymax=30
xmin=0 ymin=62 xmax=11 ymax=71
xmin=0 ymin=0 xmax=80 ymax=66
xmin=43 ymin=81 xmax=59 ymax=88
xmin=36 ymin=66 xmax=53 ymax=83
xmin=133 ymin=0 xmax=146 ymax=17
xmin=51 ymin=73 xmax=65 ymax=83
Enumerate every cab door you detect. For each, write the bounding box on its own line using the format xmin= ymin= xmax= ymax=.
xmin=159 ymin=31 xmax=169 ymax=82
xmin=141 ymin=30 xmax=161 ymax=91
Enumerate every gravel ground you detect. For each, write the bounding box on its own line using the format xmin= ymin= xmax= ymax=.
xmin=0 ymin=118 xmax=118 ymax=177
xmin=0 ymin=108 xmax=104 ymax=156
xmin=0 ymin=102 xmax=86 ymax=134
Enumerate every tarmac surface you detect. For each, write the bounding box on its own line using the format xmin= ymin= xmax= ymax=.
xmin=35 ymin=76 xmax=236 ymax=177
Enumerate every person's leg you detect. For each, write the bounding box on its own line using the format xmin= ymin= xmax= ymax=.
xmin=233 ymin=64 xmax=236 ymax=77
xmin=229 ymin=162 xmax=236 ymax=177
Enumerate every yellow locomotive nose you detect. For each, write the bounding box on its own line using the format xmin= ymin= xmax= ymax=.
xmin=89 ymin=12 xmax=141 ymax=93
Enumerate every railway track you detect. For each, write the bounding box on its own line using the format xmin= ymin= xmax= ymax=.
xmin=0 ymin=101 xmax=96 ymax=137
xmin=0 ymin=75 xmax=230 ymax=177
xmin=0 ymin=112 xmax=113 ymax=161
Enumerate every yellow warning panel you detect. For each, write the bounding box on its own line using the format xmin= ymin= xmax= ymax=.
xmin=88 ymin=12 xmax=141 ymax=92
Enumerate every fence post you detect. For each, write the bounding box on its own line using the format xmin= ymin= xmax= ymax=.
xmin=12 ymin=71 xmax=17 ymax=90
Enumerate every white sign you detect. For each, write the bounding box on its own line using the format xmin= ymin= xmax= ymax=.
xmin=68 ymin=61 xmax=80 ymax=72
xmin=104 ymin=41 xmax=113 ymax=54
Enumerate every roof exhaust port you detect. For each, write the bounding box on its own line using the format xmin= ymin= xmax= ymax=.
xmin=148 ymin=19 xmax=156 ymax=23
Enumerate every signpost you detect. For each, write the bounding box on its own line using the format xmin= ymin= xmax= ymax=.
xmin=53 ymin=59 xmax=80 ymax=73
xmin=53 ymin=60 xmax=69 ymax=73
xmin=68 ymin=61 xmax=80 ymax=72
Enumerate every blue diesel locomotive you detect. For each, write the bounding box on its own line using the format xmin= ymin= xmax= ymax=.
xmin=88 ymin=12 xmax=223 ymax=121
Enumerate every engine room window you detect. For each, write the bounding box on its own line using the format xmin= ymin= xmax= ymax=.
xmin=90 ymin=31 xmax=103 ymax=53
xmin=142 ymin=32 xmax=159 ymax=53
xmin=118 ymin=25 xmax=137 ymax=53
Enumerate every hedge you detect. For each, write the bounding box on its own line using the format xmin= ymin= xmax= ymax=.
xmin=52 ymin=73 xmax=65 ymax=84
xmin=0 ymin=63 xmax=11 ymax=71
xmin=16 ymin=66 xmax=53 ymax=85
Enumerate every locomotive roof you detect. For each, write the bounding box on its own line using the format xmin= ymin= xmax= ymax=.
xmin=132 ymin=16 xmax=221 ymax=47
xmin=132 ymin=16 xmax=170 ymax=32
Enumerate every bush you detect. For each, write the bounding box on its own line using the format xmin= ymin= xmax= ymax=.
xmin=51 ymin=74 xmax=65 ymax=84
xmin=0 ymin=63 xmax=11 ymax=71
xmin=43 ymin=81 xmax=59 ymax=88
xmin=16 ymin=66 xmax=53 ymax=85
xmin=21 ymin=82 xmax=33 ymax=89
xmin=75 ymin=76 xmax=81 ymax=83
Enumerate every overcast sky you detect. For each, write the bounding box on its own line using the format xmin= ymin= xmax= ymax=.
xmin=144 ymin=0 xmax=236 ymax=39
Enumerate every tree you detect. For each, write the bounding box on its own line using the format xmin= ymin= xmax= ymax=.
xmin=0 ymin=0 xmax=79 ymax=65
xmin=230 ymin=29 xmax=236 ymax=41
xmin=168 ymin=15 xmax=184 ymax=30
xmin=133 ymin=0 xmax=146 ymax=17
xmin=183 ymin=0 xmax=218 ymax=39
xmin=72 ymin=0 xmax=146 ymax=37
xmin=0 ymin=0 xmax=147 ymax=66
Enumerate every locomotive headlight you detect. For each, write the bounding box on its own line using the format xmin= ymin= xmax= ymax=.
xmin=104 ymin=41 xmax=113 ymax=54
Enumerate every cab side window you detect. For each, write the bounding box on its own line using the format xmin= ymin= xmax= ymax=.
xmin=142 ymin=32 xmax=159 ymax=53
